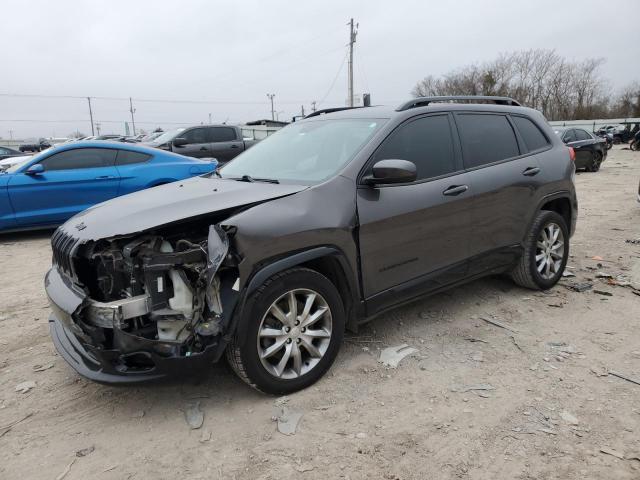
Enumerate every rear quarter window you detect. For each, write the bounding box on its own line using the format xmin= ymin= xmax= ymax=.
xmin=455 ymin=114 xmax=520 ymax=169
xmin=511 ymin=116 xmax=549 ymax=152
xmin=116 ymin=150 xmax=152 ymax=165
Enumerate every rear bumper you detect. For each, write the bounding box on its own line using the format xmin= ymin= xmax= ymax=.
xmin=46 ymin=267 xmax=223 ymax=384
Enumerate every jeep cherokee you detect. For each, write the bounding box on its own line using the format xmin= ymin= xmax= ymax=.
xmin=46 ymin=96 xmax=577 ymax=394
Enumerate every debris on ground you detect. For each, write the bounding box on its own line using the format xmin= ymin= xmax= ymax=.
xmin=276 ymin=407 xmax=303 ymax=435
xmin=464 ymin=337 xmax=488 ymax=344
xmin=32 ymin=363 xmax=53 ymax=372
xmin=593 ymin=289 xmax=613 ymax=296
xmin=184 ymin=401 xmax=204 ymax=429
xmin=565 ymin=282 xmax=593 ymax=293
xmin=608 ymin=370 xmax=640 ymax=386
xmin=600 ymin=447 xmax=625 ymax=460
xmin=379 ymin=344 xmax=418 ymax=368
xmin=55 ymin=458 xmax=76 ymax=480
xmin=75 ymin=446 xmax=95 ymax=457
xmin=562 ymin=270 xmax=576 ymax=277
xmin=625 ymin=239 xmax=640 ymax=245
xmin=559 ymin=411 xmax=579 ymax=425
xmin=131 ymin=410 xmax=145 ymax=419
xmin=591 ymin=256 xmax=604 ymax=261
xmin=595 ymin=272 xmax=613 ymax=279
xmin=274 ymin=396 xmax=290 ymax=407
xmin=510 ymin=335 xmax=524 ymax=352
xmin=590 ymin=366 xmax=609 ymax=377
xmin=0 ymin=412 xmax=34 ymax=438
xmin=15 ymin=381 xmax=36 ymax=394
xmin=480 ymin=316 xmax=518 ymax=333
xmin=450 ymin=383 xmax=495 ymax=393
xmin=295 ymin=463 xmax=315 ymax=473
xmin=199 ymin=430 xmax=212 ymax=443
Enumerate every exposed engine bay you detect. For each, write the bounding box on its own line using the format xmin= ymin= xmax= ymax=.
xmin=67 ymin=224 xmax=239 ymax=366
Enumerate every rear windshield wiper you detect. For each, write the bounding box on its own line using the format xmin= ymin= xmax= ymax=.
xmin=235 ymin=174 xmax=279 ymax=184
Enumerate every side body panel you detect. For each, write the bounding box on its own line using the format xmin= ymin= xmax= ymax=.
xmin=8 ymin=166 xmax=121 ymax=226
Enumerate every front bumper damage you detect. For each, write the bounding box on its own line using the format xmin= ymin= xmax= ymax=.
xmin=46 ymin=225 xmax=239 ymax=383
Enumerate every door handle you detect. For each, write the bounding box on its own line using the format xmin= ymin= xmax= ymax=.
xmin=199 ymin=147 xmax=208 ymax=151
xmin=230 ymin=144 xmax=239 ymax=149
xmin=95 ymin=175 xmax=116 ymax=179
xmin=443 ymin=185 xmax=468 ymax=196
xmin=523 ymin=167 xmax=540 ymax=176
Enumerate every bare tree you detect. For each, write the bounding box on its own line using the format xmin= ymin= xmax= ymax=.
xmin=411 ymin=50 xmax=632 ymax=120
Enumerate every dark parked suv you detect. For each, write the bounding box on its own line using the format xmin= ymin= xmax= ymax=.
xmin=46 ymin=96 xmax=577 ymax=394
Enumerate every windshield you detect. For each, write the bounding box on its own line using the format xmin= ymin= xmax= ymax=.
xmin=221 ymin=119 xmax=384 ymax=184
xmin=148 ymin=128 xmax=184 ymax=145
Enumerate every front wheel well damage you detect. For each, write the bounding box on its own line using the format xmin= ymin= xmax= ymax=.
xmin=231 ymin=248 xmax=360 ymax=346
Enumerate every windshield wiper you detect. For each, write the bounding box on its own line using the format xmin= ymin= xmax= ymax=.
xmin=235 ymin=175 xmax=279 ymax=184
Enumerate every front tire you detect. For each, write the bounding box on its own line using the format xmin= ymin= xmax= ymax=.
xmin=226 ymin=268 xmax=345 ymax=395
xmin=511 ymin=211 xmax=569 ymax=290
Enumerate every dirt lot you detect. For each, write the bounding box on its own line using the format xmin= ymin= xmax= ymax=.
xmin=1 ymin=147 xmax=639 ymax=480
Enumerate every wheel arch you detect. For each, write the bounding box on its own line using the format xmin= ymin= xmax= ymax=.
xmin=524 ymin=191 xmax=575 ymax=242
xmin=231 ymin=246 xmax=361 ymax=346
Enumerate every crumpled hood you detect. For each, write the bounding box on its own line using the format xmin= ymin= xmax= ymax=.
xmin=61 ymin=176 xmax=308 ymax=241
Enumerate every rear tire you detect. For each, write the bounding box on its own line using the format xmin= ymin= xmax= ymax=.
xmin=226 ymin=267 xmax=345 ymax=395
xmin=511 ymin=210 xmax=569 ymax=290
xmin=588 ymin=152 xmax=602 ymax=172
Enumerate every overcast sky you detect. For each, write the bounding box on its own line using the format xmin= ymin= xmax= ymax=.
xmin=1 ymin=0 xmax=638 ymax=139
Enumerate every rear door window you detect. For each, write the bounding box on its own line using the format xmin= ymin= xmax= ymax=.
xmin=372 ymin=114 xmax=457 ymax=181
xmin=208 ymin=127 xmax=237 ymax=142
xmin=456 ymin=114 xmax=520 ymax=169
xmin=182 ymin=128 xmax=208 ymax=144
xmin=574 ymin=129 xmax=592 ymax=141
xmin=39 ymin=148 xmax=117 ymax=171
xmin=562 ymin=130 xmax=577 ymax=143
xmin=511 ymin=116 xmax=549 ymax=152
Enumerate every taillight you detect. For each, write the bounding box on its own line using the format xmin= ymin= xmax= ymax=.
xmin=568 ymin=147 xmax=575 ymax=162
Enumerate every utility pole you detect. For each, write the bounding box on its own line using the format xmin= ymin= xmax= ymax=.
xmin=96 ymin=122 xmax=101 ymax=135
xmin=267 ymin=93 xmax=276 ymax=121
xmin=347 ymin=18 xmax=358 ymax=107
xmin=311 ymin=101 xmax=317 ymax=112
xmin=87 ymin=97 xmax=95 ymax=136
xmin=208 ymin=113 xmax=212 ymax=124
xmin=8 ymin=130 xmax=13 ymax=141
xmin=301 ymin=105 xmax=305 ymax=117
xmin=129 ymin=97 xmax=137 ymax=136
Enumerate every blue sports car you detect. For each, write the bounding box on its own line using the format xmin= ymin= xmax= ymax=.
xmin=0 ymin=141 xmax=217 ymax=233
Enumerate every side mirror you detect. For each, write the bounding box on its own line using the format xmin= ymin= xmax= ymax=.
xmin=363 ymin=159 xmax=417 ymax=185
xmin=25 ymin=164 xmax=45 ymax=175
xmin=172 ymin=137 xmax=188 ymax=147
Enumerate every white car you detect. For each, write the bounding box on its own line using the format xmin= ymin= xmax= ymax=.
xmin=0 ymin=154 xmax=32 ymax=171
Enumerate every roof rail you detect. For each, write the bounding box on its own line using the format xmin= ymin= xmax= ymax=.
xmin=396 ymin=96 xmax=521 ymax=111
xmin=304 ymin=106 xmax=367 ymax=119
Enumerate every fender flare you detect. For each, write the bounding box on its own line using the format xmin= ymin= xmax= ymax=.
xmin=226 ymin=246 xmax=360 ymax=346
xmin=524 ymin=190 xmax=575 ymax=241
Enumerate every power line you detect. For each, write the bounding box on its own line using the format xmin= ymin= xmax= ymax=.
xmin=0 ymin=92 xmax=312 ymax=105
xmin=318 ymin=52 xmax=348 ymax=105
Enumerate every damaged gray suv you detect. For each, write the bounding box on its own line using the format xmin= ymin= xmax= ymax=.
xmin=46 ymin=96 xmax=577 ymax=394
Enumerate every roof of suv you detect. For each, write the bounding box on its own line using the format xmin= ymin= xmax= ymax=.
xmin=304 ymin=96 xmax=539 ymax=121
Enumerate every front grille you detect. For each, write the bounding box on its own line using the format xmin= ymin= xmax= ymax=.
xmin=51 ymin=229 xmax=78 ymax=278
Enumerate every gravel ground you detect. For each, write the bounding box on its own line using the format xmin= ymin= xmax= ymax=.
xmin=1 ymin=146 xmax=639 ymax=480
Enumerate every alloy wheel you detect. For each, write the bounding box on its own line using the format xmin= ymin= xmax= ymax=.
xmin=535 ymin=222 xmax=565 ymax=280
xmin=257 ymin=289 xmax=333 ymax=379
